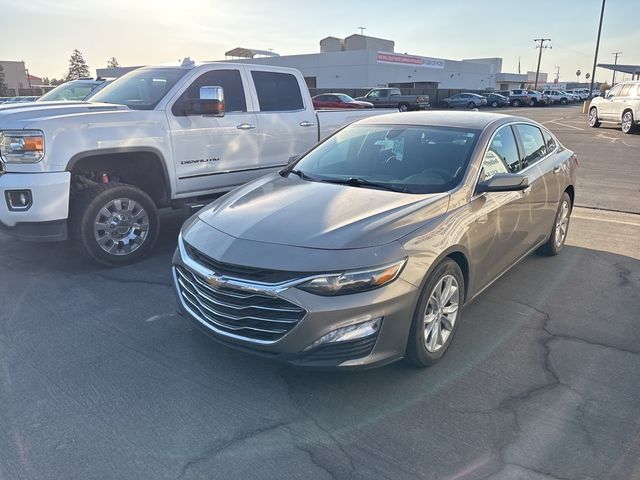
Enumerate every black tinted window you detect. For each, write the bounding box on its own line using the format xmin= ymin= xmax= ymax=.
xmin=487 ymin=126 xmax=520 ymax=173
xmin=173 ymin=69 xmax=246 ymax=116
xmin=514 ymin=124 xmax=547 ymax=168
xmin=251 ymin=71 xmax=303 ymax=111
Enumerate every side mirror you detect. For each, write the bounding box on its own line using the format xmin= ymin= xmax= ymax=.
xmin=181 ymin=85 xmax=225 ymax=116
xmin=477 ymin=173 xmax=529 ymax=193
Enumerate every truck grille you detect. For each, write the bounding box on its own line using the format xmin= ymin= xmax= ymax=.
xmin=174 ymin=266 xmax=306 ymax=342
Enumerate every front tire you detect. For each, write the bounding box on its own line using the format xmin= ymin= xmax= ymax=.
xmin=405 ymin=259 xmax=465 ymax=367
xmin=538 ymin=192 xmax=572 ymax=256
xmin=560 ymin=98 xmax=568 ymax=105
xmin=588 ymin=107 xmax=601 ymax=128
xmin=621 ymin=111 xmax=637 ymax=134
xmin=512 ymin=99 xmax=521 ymax=107
xmin=398 ymin=103 xmax=409 ymax=112
xmin=491 ymin=101 xmax=499 ymax=108
xmin=69 ymin=182 xmax=160 ymax=266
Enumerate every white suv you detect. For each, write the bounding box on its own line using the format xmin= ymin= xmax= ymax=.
xmin=588 ymin=81 xmax=640 ymax=134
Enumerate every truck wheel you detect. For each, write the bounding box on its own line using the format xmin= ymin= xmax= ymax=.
xmin=69 ymin=182 xmax=159 ymax=267
xmin=512 ymin=99 xmax=521 ymax=107
xmin=398 ymin=103 xmax=409 ymax=112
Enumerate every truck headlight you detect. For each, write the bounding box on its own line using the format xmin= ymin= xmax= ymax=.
xmin=297 ymin=259 xmax=406 ymax=296
xmin=0 ymin=130 xmax=45 ymax=163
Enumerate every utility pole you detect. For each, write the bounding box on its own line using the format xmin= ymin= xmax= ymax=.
xmin=611 ymin=52 xmax=622 ymax=85
xmin=589 ymin=0 xmax=606 ymax=99
xmin=357 ymin=26 xmax=366 ymax=35
xmin=533 ymin=38 xmax=552 ymax=90
xmin=554 ymin=66 xmax=561 ymax=83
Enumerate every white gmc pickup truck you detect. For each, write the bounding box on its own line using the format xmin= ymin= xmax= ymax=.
xmin=0 ymin=60 xmax=391 ymax=265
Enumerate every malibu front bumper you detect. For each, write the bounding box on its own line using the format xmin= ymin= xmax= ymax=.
xmin=172 ymin=234 xmax=419 ymax=369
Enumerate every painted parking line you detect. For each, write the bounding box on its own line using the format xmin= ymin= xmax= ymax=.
xmin=548 ymin=120 xmax=585 ymax=131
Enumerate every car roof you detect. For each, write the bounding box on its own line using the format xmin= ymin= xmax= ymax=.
xmin=356 ymin=111 xmax=531 ymax=130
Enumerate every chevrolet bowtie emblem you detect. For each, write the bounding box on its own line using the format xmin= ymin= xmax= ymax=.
xmin=206 ymin=274 xmax=225 ymax=288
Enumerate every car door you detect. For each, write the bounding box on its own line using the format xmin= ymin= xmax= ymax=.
xmin=599 ymin=84 xmax=622 ymax=119
xmin=612 ymin=83 xmax=633 ymax=120
xmin=167 ymin=67 xmax=260 ymax=196
xmin=248 ymin=69 xmax=318 ymax=169
xmin=513 ymin=123 xmax=561 ymax=246
xmin=468 ymin=125 xmax=532 ymax=290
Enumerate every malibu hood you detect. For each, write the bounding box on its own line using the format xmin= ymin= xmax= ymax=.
xmin=198 ymin=173 xmax=450 ymax=250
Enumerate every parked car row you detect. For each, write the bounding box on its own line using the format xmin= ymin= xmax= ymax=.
xmin=0 ymin=96 xmax=40 ymax=104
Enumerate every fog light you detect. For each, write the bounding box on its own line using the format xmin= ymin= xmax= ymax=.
xmin=305 ymin=318 xmax=382 ymax=351
xmin=5 ymin=190 xmax=32 ymax=211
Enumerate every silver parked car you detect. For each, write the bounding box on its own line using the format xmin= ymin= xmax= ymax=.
xmin=588 ymin=81 xmax=640 ymax=134
xmin=172 ymin=111 xmax=577 ymax=369
xmin=442 ymin=93 xmax=487 ymax=109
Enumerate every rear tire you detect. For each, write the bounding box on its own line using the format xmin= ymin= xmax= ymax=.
xmin=491 ymin=101 xmax=499 ymax=108
xmin=538 ymin=192 xmax=572 ymax=256
xmin=512 ymin=99 xmax=521 ymax=107
xmin=588 ymin=107 xmax=601 ymax=128
xmin=560 ymin=98 xmax=568 ymax=105
xmin=621 ymin=110 xmax=637 ymax=134
xmin=69 ymin=182 xmax=160 ymax=267
xmin=405 ymin=259 xmax=465 ymax=367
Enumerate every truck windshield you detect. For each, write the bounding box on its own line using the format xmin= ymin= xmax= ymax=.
xmin=291 ymin=124 xmax=479 ymax=194
xmin=89 ymin=68 xmax=188 ymax=110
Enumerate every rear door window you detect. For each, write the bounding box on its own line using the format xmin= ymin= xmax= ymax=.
xmin=514 ymin=124 xmax=547 ymax=168
xmin=542 ymin=128 xmax=557 ymax=152
xmin=251 ymin=71 xmax=304 ymax=111
xmin=619 ymin=84 xmax=632 ymax=97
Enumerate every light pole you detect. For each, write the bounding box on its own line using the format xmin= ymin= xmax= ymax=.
xmin=611 ymin=52 xmax=622 ymax=85
xmin=533 ymin=38 xmax=551 ymax=90
xmin=25 ymin=68 xmax=32 ymax=93
xmin=588 ymin=0 xmax=606 ymax=99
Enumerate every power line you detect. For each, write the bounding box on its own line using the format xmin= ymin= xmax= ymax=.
xmin=533 ymin=38 xmax=552 ymax=90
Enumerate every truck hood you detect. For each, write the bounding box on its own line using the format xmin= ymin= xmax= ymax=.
xmin=197 ymin=173 xmax=449 ymax=249
xmin=0 ymin=101 xmax=129 ymax=128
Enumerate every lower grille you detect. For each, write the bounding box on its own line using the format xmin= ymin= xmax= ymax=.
xmin=296 ymin=335 xmax=378 ymax=365
xmin=174 ymin=266 xmax=306 ymax=342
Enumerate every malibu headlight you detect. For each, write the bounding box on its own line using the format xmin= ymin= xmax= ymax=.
xmin=297 ymin=259 xmax=406 ymax=296
xmin=0 ymin=130 xmax=45 ymax=163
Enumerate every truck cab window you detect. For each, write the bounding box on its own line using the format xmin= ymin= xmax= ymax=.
xmin=251 ymin=71 xmax=304 ymax=111
xmin=172 ymin=69 xmax=247 ymax=116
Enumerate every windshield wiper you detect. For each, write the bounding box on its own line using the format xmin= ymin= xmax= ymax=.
xmin=318 ymin=177 xmax=408 ymax=193
xmin=285 ymin=169 xmax=318 ymax=181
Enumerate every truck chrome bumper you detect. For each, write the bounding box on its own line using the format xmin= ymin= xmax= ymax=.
xmin=0 ymin=171 xmax=70 ymax=241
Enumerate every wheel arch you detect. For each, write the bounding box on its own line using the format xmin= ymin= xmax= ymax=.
xmin=414 ymin=246 xmax=471 ymax=303
xmin=564 ymin=185 xmax=575 ymax=206
xmin=67 ymin=147 xmax=172 ymax=207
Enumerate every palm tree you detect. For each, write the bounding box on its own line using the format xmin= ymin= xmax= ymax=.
xmin=585 ymin=73 xmax=591 ymax=81
xmin=576 ymin=69 xmax=581 ymax=83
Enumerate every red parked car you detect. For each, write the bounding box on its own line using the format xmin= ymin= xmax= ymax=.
xmin=312 ymin=93 xmax=374 ymax=109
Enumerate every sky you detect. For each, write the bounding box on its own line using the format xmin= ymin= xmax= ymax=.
xmin=1 ymin=0 xmax=638 ymax=84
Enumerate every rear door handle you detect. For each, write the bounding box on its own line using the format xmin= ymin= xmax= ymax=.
xmin=299 ymin=121 xmax=315 ymax=127
xmin=552 ymin=166 xmax=561 ymax=174
xmin=236 ymin=123 xmax=255 ymax=130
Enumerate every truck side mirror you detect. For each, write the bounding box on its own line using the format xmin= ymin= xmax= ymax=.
xmin=181 ymin=86 xmax=225 ymax=117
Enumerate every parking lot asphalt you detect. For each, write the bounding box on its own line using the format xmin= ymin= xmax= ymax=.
xmin=1 ymin=104 xmax=639 ymax=480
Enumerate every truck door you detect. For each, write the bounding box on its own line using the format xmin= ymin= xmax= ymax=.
xmin=167 ymin=68 xmax=259 ymax=195
xmin=248 ymin=69 xmax=318 ymax=168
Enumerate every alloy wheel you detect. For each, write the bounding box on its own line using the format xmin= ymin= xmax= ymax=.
xmin=93 ymin=198 xmax=150 ymax=255
xmin=423 ymin=275 xmax=460 ymax=353
xmin=589 ymin=109 xmax=598 ymax=126
xmin=622 ymin=112 xmax=633 ymax=133
xmin=555 ymin=200 xmax=570 ymax=248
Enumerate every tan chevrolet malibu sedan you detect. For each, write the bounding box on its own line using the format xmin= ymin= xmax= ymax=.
xmin=172 ymin=111 xmax=577 ymax=369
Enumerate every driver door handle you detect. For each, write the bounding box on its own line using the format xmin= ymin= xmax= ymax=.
xmin=300 ymin=121 xmax=315 ymax=127
xmin=236 ymin=123 xmax=255 ymax=130
xmin=552 ymin=166 xmax=561 ymax=174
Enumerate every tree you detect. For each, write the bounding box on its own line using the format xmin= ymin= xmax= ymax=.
xmin=41 ymin=77 xmax=50 ymax=85
xmin=107 ymin=57 xmax=120 ymax=68
xmin=575 ymin=69 xmax=581 ymax=82
xmin=66 ymin=49 xmax=90 ymax=80
xmin=599 ymin=81 xmax=610 ymax=94
xmin=0 ymin=64 xmax=8 ymax=96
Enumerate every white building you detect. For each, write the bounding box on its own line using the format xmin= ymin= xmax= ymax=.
xmin=0 ymin=60 xmax=30 ymax=95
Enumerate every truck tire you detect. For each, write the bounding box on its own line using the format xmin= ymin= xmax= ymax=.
xmin=69 ymin=182 xmax=160 ymax=267
xmin=621 ymin=110 xmax=637 ymax=134
xmin=512 ymin=99 xmax=521 ymax=107
xmin=588 ymin=107 xmax=601 ymax=127
xmin=398 ymin=103 xmax=409 ymax=112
